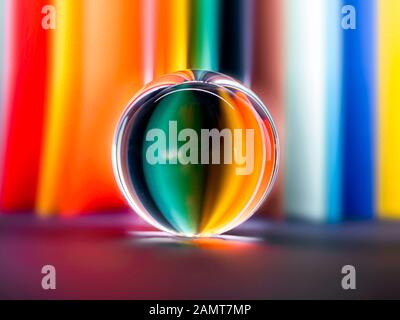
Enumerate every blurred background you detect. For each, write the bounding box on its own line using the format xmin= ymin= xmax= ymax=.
xmin=1 ymin=0 xmax=397 ymax=223
xmin=1 ymin=0 xmax=400 ymax=300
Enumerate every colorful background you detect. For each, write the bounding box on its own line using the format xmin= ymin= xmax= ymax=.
xmin=0 ymin=0 xmax=400 ymax=222
xmin=1 ymin=0 xmax=400 ymax=300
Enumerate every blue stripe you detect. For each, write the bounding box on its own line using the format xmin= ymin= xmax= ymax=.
xmin=341 ymin=0 xmax=376 ymax=220
xmin=326 ymin=0 xmax=343 ymax=223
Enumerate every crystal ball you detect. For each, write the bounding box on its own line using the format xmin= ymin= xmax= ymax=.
xmin=113 ymin=70 xmax=278 ymax=237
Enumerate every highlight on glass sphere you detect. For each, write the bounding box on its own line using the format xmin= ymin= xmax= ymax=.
xmin=113 ymin=70 xmax=278 ymax=238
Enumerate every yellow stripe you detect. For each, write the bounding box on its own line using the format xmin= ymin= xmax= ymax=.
xmin=378 ymin=0 xmax=400 ymax=218
xmin=200 ymin=91 xmax=264 ymax=235
xmin=167 ymin=0 xmax=189 ymax=72
xmin=36 ymin=0 xmax=84 ymax=216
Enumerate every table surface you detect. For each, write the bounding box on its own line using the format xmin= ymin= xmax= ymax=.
xmin=1 ymin=213 xmax=400 ymax=299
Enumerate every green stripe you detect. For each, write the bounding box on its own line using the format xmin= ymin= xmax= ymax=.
xmin=189 ymin=0 xmax=220 ymax=71
xmin=142 ymin=90 xmax=205 ymax=235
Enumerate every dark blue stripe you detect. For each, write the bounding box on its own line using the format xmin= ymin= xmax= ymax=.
xmin=341 ymin=0 xmax=376 ymax=220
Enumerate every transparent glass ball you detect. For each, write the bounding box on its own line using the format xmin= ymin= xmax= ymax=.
xmin=113 ymin=70 xmax=278 ymax=237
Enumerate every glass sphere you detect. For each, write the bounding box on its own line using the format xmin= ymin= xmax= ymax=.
xmin=113 ymin=70 xmax=278 ymax=237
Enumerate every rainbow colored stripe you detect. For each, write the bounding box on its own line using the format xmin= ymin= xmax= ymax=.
xmin=0 ymin=0 xmax=400 ymax=223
